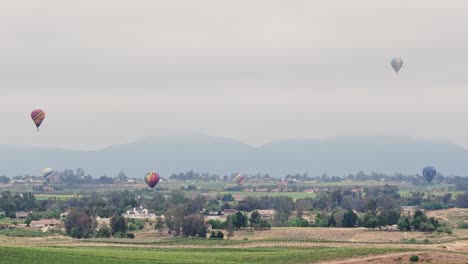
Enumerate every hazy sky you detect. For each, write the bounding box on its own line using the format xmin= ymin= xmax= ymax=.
xmin=1 ymin=0 xmax=468 ymax=150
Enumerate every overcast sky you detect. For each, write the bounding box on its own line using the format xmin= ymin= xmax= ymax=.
xmin=1 ymin=0 xmax=468 ymax=150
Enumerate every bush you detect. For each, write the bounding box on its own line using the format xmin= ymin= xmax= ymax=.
xmin=436 ymin=224 xmax=453 ymax=235
xmin=216 ymin=231 xmax=224 ymax=239
xmin=287 ymin=217 xmax=309 ymax=227
xmin=458 ymin=221 xmax=468 ymax=229
xmin=410 ymin=255 xmax=419 ymax=262
xmin=126 ymin=233 xmax=135 ymax=239
xmin=113 ymin=231 xmax=125 ymax=238
xmin=206 ymin=219 xmax=227 ymax=229
xmin=419 ymin=222 xmax=435 ymax=232
xmin=96 ymin=225 xmax=111 ymax=238
xmin=209 ymin=231 xmax=217 ymax=239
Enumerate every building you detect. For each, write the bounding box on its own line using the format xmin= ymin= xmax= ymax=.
xmin=256 ymin=210 xmax=275 ymax=220
xmin=223 ymin=209 xmax=237 ymax=217
xmin=15 ymin=211 xmax=31 ymax=219
xmin=123 ymin=207 xmax=156 ymax=219
xmin=30 ymin=219 xmax=62 ymax=231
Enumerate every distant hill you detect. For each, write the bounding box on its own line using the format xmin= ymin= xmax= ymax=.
xmin=1 ymin=134 xmax=468 ymax=178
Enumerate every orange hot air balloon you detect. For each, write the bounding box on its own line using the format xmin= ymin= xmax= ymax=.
xmin=145 ymin=172 xmax=160 ymax=188
xmin=31 ymin=109 xmax=46 ymax=130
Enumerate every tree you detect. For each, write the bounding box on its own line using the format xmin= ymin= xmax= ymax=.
xmin=227 ymin=215 xmax=234 ymax=238
xmin=216 ymin=231 xmax=224 ymax=239
xmin=273 ymin=197 xmax=294 ymax=225
xmin=110 ymin=215 xmax=127 ymax=235
xmin=398 ymin=217 xmax=411 ymax=231
xmin=64 ymin=209 xmax=94 ymax=238
xmin=327 ymin=214 xmax=337 ymax=227
xmin=99 ymin=176 xmax=114 ymax=184
xmin=366 ymin=199 xmax=378 ymax=213
xmin=0 ymin=175 xmax=9 ymax=184
xmin=165 ymin=205 xmax=186 ymax=236
xmin=456 ymin=191 xmax=468 ymax=208
xmin=342 ymin=210 xmax=357 ymax=227
xmin=186 ymin=195 xmax=205 ymax=214
xmin=412 ymin=210 xmax=427 ymax=230
xmin=149 ymin=193 xmax=167 ymax=213
xmin=87 ymin=195 xmax=107 ymax=217
xmin=314 ymin=212 xmax=327 ymax=227
xmin=231 ymin=211 xmax=248 ymax=229
xmin=155 ymin=216 xmax=165 ymax=235
xmin=210 ymin=231 xmax=217 ymax=239
xmin=362 ymin=212 xmax=378 ymax=230
xmin=381 ymin=209 xmax=401 ymax=226
xmin=249 ymin=210 xmax=262 ymax=229
xmin=206 ymin=219 xmax=226 ymax=229
xmin=24 ymin=213 xmax=33 ymax=226
xmin=182 ymin=214 xmax=207 ymax=238
xmin=96 ymin=225 xmax=111 ymax=238
xmin=259 ymin=219 xmax=271 ymax=229
xmin=117 ymin=171 xmax=128 ymax=182
xmin=287 ymin=217 xmax=309 ymax=227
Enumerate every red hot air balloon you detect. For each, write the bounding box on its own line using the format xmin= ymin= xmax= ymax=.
xmin=145 ymin=172 xmax=160 ymax=188
xmin=31 ymin=109 xmax=46 ymax=130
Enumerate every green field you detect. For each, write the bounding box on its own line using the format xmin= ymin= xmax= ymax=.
xmin=35 ymin=194 xmax=80 ymax=201
xmin=0 ymin=229 xmax=53 ymax=237
xmin=218 ymin=191 xmax=316 ymax=200
xmin=0 ymin=246 xmax=412 ymax=264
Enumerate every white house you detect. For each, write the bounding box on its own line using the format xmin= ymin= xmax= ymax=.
xmin=123 ymin=207 xmax=156 ymax=219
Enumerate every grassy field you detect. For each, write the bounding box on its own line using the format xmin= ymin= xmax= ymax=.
xmin=0 ymin=246 xmax=413 ymax=264
xmin=35 ymin=194 xmax=80 ymax=201
xmin=0 ymin=229 xmax=53 ymax=237
xmin=217 ymin=191 xmax=316 ymax=200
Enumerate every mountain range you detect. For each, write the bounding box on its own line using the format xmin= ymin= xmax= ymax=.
xmin=1 ymin=134 xmax=468 ymax=178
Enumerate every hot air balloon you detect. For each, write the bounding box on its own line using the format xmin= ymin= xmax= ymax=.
xmin=31 ymin=109 xmax=46 ymax=130
xmin=234 ymin=173 xmax=245 ymax=185
xmin=422 ymin=166 xmax=436 ymax=183
xmin=391 ymin=58 xmax=403 ymax=74
xmin=41 ymin=168 xmax=54 ymax=179
xmin=145 ymin=172 xmax=160 ymax=188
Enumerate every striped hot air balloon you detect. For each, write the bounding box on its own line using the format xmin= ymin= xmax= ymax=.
xmin=31 ymin=109 xmax=46 ymax=130
xmin=41 ymin=168 xmax=54 ymax=179
xmin=145 ymin=171 xmax=160 ymax=188
xmin=234 ymin=173 xmax=246 ymax=185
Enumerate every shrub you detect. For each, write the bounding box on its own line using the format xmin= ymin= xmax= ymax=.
xmin=410 ymin=255 xmax=419 ymax=262
xmin=458 ymin=221 xmax=468 ymax=229
xmin=209 ymin=231 xmax=217 ymax=239
xmin=96 ymin=225 xmax=111 ymax=238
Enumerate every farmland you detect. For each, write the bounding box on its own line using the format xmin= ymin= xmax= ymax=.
xmin=1 ymin=225 xmax=468 ymax=263
xmin=0 ymin=245 xmax=415 ymax=264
